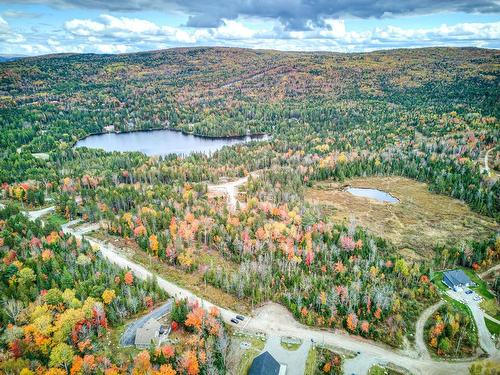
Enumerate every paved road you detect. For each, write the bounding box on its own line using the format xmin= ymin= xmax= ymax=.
xmin=415 ymin=301 xmax=445 ymax=359
xmin=120 ymin=300 xmax=173 ymax=346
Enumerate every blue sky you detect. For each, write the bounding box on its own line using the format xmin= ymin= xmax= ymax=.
xmin=0 ymin=1 xmax=499 ymax=55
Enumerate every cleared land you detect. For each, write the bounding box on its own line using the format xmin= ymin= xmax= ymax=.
xmin=305 ymin=176 xmax=498 ymax=256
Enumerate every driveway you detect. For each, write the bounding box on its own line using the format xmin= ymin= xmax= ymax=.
xmin=260 ymin=335 xmax=311 ymax=375
xmin=447 ymin=289 xmax=498 ymax=356
xmin=120 ymin=299 xmax=173 ymax=346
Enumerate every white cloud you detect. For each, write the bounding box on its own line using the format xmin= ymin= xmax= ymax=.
xmin=94 ymin=43 xmax=130 ymax=53
xmin=0 ymin=15 xmax=25 ymax=44
xmin=213 ymin=20 xmax=255 ymax=39
xmin=64 ymin=19 xmax=106 ymax=36
xmin=4 ymin=14 xmax=500 ymax=56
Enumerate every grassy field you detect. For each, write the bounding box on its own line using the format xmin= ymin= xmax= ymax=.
xmin=305 ymin=177 xmax=497 ymax=256
xmin=101 ymin=322 xmax=140 ymax=363
xmin=481 ymin=299 xmax=500 ymax=321
xmin=485 ymin=317 xmax=500 ymax=335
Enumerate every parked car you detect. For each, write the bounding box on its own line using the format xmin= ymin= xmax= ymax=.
xmin=474 ymin=296 xmax=481 ymax=301
xmin=230 ymin=318 xmax=239 ymax=324
xmin=236 ymin=315 xmax=245 ymax=321
xmin=465 ymin=290 xmax=473 ymax=295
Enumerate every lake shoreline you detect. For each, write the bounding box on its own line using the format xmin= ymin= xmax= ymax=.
xmin=73 ymin=126 xmax=270 ymax=156
xmin=73 ymin=126 xmax=269 ymax=146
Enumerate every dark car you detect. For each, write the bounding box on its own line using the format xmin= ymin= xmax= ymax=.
xmin=230 ymin=318 xmax=239 ymax=324
xmin=236 ymin=315 xmax=245 ymax=321
xmin=465 ymin=290 xmax=473 ymax=295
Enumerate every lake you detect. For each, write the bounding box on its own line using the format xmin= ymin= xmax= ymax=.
xmin=74 ymin=129 xmax=268 ymax=156
xmin=346 ymin=187 xmax=400 ymax=203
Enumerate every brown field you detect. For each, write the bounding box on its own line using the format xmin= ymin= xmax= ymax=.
xmin=305 ymin=176 xmax=498 ymax=257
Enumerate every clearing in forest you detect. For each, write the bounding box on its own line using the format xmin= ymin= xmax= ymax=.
xmin=305 ymin=176 xmax=498 ymax=257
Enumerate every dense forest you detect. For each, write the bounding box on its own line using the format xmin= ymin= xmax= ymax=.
xmin=0 ymin=47 xmax=499 ymax=372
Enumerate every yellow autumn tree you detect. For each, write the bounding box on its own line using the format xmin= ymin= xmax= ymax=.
xmin=149 ymin=234 xmax=159 ymax=256
xmin=102 ymin=289 xmax=116 ymax=305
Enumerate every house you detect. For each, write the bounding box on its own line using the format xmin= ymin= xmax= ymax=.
xmin=102 ymin=125 xmax=115 ymax=133
xmin=443 ymin=269 xmax=474 ymax=292
xmin=134 ymin=318 xmax=166 ymax=349
xmin=248 ymin=351 xmax=286 ymax=375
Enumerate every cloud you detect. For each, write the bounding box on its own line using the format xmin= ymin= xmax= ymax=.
xmin=7 ymin=0 xmax=500 ymax=30
xmin=2 ymin=10 xmax=41 ymax=18
xmin=4 ymin=11 xmax=500 ymax=55
xmin=0 ymin=15 xmax=26 ymax=43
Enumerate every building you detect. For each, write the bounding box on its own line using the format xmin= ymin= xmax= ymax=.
xmin=102 ymin=125 xmax=115 ymax=133
xmin=134 ymin=318 xmax=165 ymax=349
xmin=249 ymin=351 xmax=286 ymax=375
xmin=443 ymin=269 xmax=474 ymax=292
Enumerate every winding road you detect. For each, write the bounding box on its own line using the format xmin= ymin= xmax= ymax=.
xmin=415 ymin=301 xmax=445 ymax=359
xmin=7 ymin=204 xmax=500 ymax=374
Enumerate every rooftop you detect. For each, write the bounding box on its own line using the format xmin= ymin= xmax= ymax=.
xmin=249 ymin=351 xmax=280 ymax=375
xmin=443 ymin=269 xmax=473 ymax=287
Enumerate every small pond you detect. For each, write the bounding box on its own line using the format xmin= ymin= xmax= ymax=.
xmin=345 ymin=187 xmax=399 ymax=203
xmin=74 ymin=129 xmax=268 ymax=156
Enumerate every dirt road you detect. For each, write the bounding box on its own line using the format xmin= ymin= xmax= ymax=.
xmin=207 ymin=172 xmax=259 ymax=211
xmin=59 ymin=220 xmax=491 ymax=374
xmin=5 ymin=205 xmax=488 ymax=374
xmin=414 ymin=301 xmax=445 ymax=359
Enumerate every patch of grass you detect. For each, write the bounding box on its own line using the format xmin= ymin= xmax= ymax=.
xmin=101 ymin=323 xmax=140 ymax=363
xmin=45 ymin=213 xmax=68 ymax=227
xmin=485 ymin=317 xmax=500 ymax=335
xmin=368 ymin=365 xmax=405 ymax=375
xmin=431 ymin=272 xmax=448 ymax=293
xmin=234 ymin=334 xmax=265 ymax=375
xmin=304 ymin=347 xmax=317 ymax=375
xmin=480 ymin=299 xmax=500 ymax=321
xmin=280 ymin=341 xmax=302 ymax=351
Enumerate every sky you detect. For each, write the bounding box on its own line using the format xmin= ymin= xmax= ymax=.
xmin=0 ymin=0 xmax=499 ymax=55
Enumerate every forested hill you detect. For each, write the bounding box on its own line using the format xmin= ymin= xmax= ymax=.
xmin=1 ymin=47 xmax=499 ymax=143
xmin=0 ymin=47 xmax=499 ymax=217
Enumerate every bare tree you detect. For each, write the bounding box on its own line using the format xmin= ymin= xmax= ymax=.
xmin=4 ymin=299 xmax=24 ymax=324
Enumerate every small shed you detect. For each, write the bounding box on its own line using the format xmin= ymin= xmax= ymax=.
xmin=443 ymin=269 xmax=474 ymax=291
xmin=249 ymin=351 xmax=286 ymax=375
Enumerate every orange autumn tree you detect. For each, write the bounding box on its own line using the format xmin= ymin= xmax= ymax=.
xmin=182 ymin=351 xmax=199 ymax=375
xmin=185 ymin=307 xmax=205 ymax=332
